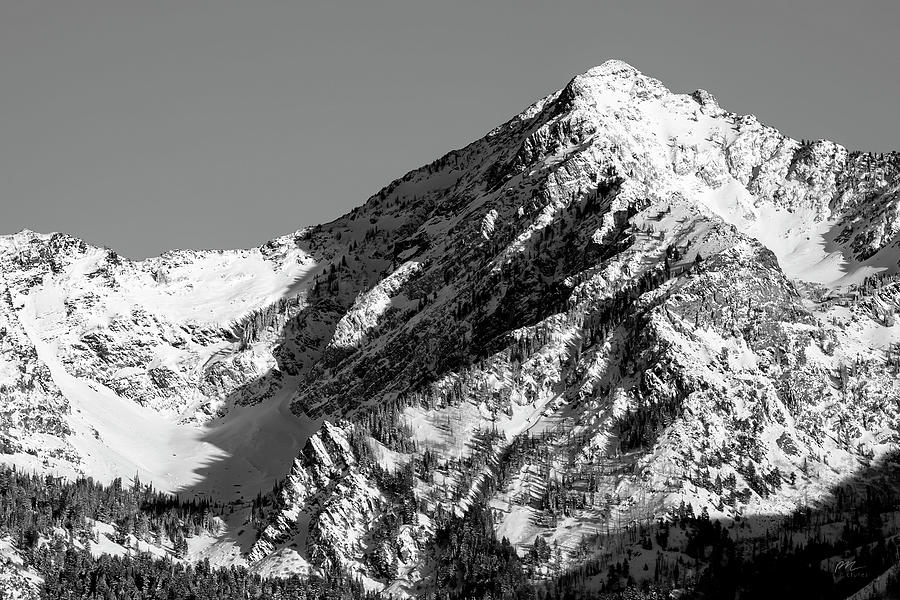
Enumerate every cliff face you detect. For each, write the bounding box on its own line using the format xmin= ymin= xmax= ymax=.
xmin=2 ymin=59 xmax=899 ymax=592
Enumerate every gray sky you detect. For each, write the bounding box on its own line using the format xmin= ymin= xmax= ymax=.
xmin=1 ymin=0 xmax=897 ymax=258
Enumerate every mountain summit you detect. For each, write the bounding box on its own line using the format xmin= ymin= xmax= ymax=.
xmin=2 ymin=61 xmax=899 ymax=597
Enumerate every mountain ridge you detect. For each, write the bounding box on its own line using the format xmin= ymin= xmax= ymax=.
xmin=2 ymin=59 xmax=900 ymax=596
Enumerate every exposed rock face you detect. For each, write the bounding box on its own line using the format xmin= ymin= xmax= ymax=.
xmin=249 ymin=422 xmax=424 ymax=589
xmin=0 ymin=280 xmax=73 ymax=461
xmin=250 ymin=421 xmax=362 ymax=564
xmin=1 ymin=59 xmax=899 ymax=592
xmin=0 ymin=538 xmax=42 ymax=599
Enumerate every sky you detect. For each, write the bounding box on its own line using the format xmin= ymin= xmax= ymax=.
xmin=1 ymin=1 xmax=898 ymax=258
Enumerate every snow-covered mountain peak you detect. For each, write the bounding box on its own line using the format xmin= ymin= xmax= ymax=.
xmin=2 ymin=61 xmax=900 ymax=595
xmin=562 ymin=59 xmax=727 ymax=120
xmin=561 ymin=59 xmax=670 ymax=107
xmin=506 ymin=60 xmax=900 ymax=287
xmin=577 ymin=58 xmax=642 ymax=80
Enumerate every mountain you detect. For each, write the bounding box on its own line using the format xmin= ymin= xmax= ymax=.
xmin=2 ymin=59 xmax=900 ymax=598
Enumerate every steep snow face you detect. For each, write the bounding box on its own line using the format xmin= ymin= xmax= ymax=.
xmin=328 ymin=261 xmax=424 ymax=353
xmin=1 ymin=59 xmax=900 ymax=592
